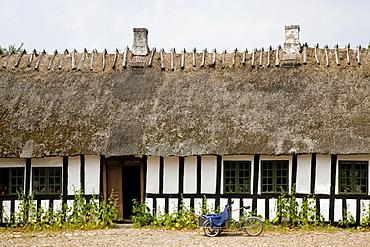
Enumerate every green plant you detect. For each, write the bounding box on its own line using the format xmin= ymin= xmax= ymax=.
xmin=338 ymin=208 xmax=356 ymax=228
xmin=66 ymin=187 xmax=118 ymax=227
xmin=0 ymin=43 xmax=24 ymax=55
xmin=273 ymin=186 xmax=324 ymax=227
xmin=131 ymin=198 xmax=153 ymax=227
xmin=14 ymin=189 xmax=36 ymax=225
xmin=150 ymin=197 xmax=197 ymax=230
xmin=200 ymin=196 xmax=218 ymax=215
xmin=298 ymin=193 xmax=325 ymax=226
xmin=133 ymin=195 xmax=221 ymax=230
xmin=359 ymin=202 xmax=370 ymax=229
xmin=172 ymin=197 xmax=197 ymax=229
xmin=7 ymin=187 xmax=118 ymax=231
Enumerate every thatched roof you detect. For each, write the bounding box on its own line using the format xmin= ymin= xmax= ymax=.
xmin=1 ymin=47 xmax=370 ymax=158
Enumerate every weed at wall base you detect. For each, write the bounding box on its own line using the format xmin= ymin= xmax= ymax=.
xmin=6 ymin=187 xmax=118 ymax=231
xmin=273 ymin=185 xmax=325 ymax=228
xmin=131 ymin=195 xmax=218 ymax=230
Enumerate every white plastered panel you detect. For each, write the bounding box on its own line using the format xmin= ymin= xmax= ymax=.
xmin=194 ymin=198 xmax=203 ymax=215
xmin=84 ymin=155 xmax=100 ymax=194
xmin=145 ymin=197 xmax=154 ymax=215
xmin=230 ymin=198 xmax=240 ymax=221
xmin=146 ymin=156 xmax=160 ymax=194
xmin=320 ymin=199 xmax=330 ymax=221
xmin=183 ymin=156 xmax=197 ymax=194
xmin=32 ymin=157 xmax=63 ymax=167
xmin=68 ymin=156 xmax=80 ymax=195
xmin=163 ymin=157 xmax=179 ymax=194
xmin=296 ymin=154 xmax=311 ymax=194
xmin=2 ymin=201 xmax=11 ymax=222
xmin=156 ymin=198 xmax=165 ymax=215
xmin=169 ymin=198 xmax=178 ymax=215
xmin=315 ymin=155 xmax=331 ymax=195
xmin=0 ymin=158 xmax=26 ymax=167
xmin=347 ymin=199 xmax=357 ymax=221
xmin=334 ymin=199 xmax=342 ymax=222
xmin=201 ymin=156 xmax=217 ymax=194
xmin=257 ymin=199 xmax=265 ymax=219
xmin=269 ymin=198 xmax=277 ymax=222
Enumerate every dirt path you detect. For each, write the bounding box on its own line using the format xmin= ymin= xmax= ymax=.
xmin=1 ymin=227 xmax=369 ymax=246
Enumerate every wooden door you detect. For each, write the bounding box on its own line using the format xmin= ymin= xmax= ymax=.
xmin=103 ymin=156 xmax=144 ymax=221
xmin=106 ymin=165 xmax=123 ymax=220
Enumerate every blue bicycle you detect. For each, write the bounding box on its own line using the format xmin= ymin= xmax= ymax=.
xmin=188 ymin=201 xmax=264 ymax=237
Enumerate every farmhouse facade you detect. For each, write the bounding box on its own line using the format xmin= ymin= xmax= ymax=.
xmin=0 ymin=26 xmax=370 ymax=223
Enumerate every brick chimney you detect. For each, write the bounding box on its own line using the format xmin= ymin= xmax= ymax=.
xmin=132 ymin=28 xmax=149 ymax=56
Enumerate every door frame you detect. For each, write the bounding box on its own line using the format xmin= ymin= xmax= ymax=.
xmin=102 ymin=156 xmax=145 ymax=217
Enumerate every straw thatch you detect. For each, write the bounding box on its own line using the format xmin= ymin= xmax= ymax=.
xmin=1 ymin=48 xmax=370 ymax=158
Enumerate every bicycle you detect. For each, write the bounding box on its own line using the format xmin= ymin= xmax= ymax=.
xmin=188 ymin=201 xmax=264 ymax=237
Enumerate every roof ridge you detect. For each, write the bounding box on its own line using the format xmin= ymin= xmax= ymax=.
xmin=0 ymin=45 xmax=368 ymax=71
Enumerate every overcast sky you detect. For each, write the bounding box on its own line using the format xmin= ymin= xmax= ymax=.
xmin=1 ymin=0 xmax=369 ymax=54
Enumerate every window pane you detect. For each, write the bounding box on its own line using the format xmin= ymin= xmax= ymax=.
xmin=33 ymin=167 xmax=62 ymax=195
xmin=261 ymin=160 xmax=289 ymax=193
xmin=224 ymin=161 xmax=251 ymax=194
xmin=339 ymin=161 xmax=368 ymax=194
xmin=7 ymin=168 xmax=24 ymax=195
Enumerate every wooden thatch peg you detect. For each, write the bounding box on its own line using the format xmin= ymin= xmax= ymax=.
xmin=59 ymin=49 xmax=68 ymax=70
xmin=346 ymin=43 xmax=350 ymax=65
xmin=181 ymin=48 xmax=186 ymax=69
xmin=302 ymin=43 xmax=307 ymax=65
xmin=35 ymin=49 xmax=46 ymax=70
xmin=78 ymin=48 xmax=87 ymax=71
xmin=148 ymin=47 xmax=156 ymax=67
xmin=123 ymin=46 xmax=128 ymax=68
xmin=28 ymin=49 xmax=37 ymax=67
xmin=267 ymin=46 xmax=272 ymax=67
xmin=275 ymin=45 xmax=280 ymax=67
xmin=15 ymin=49 xmax=26 ymax=68
xmin=242 ymin=48 xmax=248 ymax=65
xmin=201 ymin=48 xmax=206 ymax=67
xmin=192 ymin=47 xmax=196 ymax=67
xmin=232 ymin=48 xmax=237 ymax=67
xmin=314 ymin=43 xmax=320 ymax=65
xmin=48 ymin=49 xmax=57 ymax=70
xmin=160 ymin=48 xmax=165 ymax=70
xmin=171 ymin=48 xmax=175 ymax=70
xmin=90 ymin=49 xmax=96 ymax=70
xmin=259 ymin=48 xmax=264 ymax=66
xmin=334 ymin=44 xmax=340 ymax=65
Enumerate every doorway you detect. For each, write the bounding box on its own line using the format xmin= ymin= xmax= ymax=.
xmin=103 ymin=156 xmax=144 ymax=221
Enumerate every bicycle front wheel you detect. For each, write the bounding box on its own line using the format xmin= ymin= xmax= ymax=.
xmin=203 ymin=221 xmax=221 ymax=237
xmin=242 ymin=217 xmax=263 ymax=236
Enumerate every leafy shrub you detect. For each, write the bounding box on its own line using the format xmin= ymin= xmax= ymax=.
xmin=9 ymin=187 xmax=118 ymax=231
xmin=131 ymin=199 xmax=153 ymax=227
xmin=273 ymin=186 xmax=324 ymax=227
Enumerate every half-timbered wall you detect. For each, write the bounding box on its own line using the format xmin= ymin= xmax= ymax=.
xmin=145 ymin=154 xmax=370 ymax=223
xmin=1 ymin=154 xmax=369 ymax=223
xmin=0 ymin=155 xmax=101 ymax=223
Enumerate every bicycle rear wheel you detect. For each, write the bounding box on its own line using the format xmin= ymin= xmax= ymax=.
xmin=203 ymin=221 xmax=221 ymax=237
xmin=242 ymin=217 xmax=263 ymax=236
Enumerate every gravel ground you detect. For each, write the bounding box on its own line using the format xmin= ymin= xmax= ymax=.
xmin=1 ymin=226 xmax=369 ymax=246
